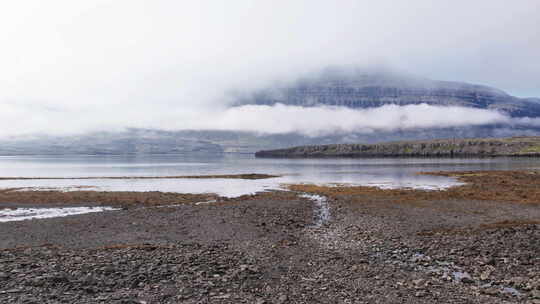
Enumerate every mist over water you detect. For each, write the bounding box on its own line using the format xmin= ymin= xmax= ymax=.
xmin=193 ymin=104 xmax=514 ymax=136
xmin=1 ymin=154 xmax=540 ymax=197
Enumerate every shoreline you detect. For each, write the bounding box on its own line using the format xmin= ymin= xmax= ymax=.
xmin=0 ymin=173 xmax=279 ymax=181
xmin=255 ymin=136 xmax=540 ymax=158
xmin=0 ymin=170 xmax=539 ymax=303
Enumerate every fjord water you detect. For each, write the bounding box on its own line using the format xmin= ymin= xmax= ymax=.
xmin=0 ymin=154 xmax=539 ymax=197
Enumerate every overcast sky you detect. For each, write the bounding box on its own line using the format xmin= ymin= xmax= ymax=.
xmin=1 ymin=1 xmax=539 ymax=137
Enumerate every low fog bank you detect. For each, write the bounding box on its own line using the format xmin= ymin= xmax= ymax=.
xmin=197 ymin=104 xmax=512 ymax=136
xmin=2 ymin=103 xmax=540 ymax=139
xmin=1 ymin=121 xmax=539 ymax=155
xmin=2 ymin=103 xmax=540 ymax=155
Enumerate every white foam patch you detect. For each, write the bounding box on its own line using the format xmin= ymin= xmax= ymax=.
xmin=0 ymin=206 xmax=119 ymax=222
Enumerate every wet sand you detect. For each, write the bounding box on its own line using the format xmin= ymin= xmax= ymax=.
xmin=0 ymin=170 xmax=539 ymax=303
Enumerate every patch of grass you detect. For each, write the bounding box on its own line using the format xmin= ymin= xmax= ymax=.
xmin=286 ymin=184 xmax=434 ymax=208
xmin=0 ymin=190 xmax=217 ymax=208
xmin=289 ymin=170 xmax=540 ymax=206
xmin=519 ymin=145 xmax=540 ymax=153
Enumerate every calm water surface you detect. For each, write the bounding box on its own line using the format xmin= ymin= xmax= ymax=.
xmin=1 ymin=154 xmax=539 ymax=197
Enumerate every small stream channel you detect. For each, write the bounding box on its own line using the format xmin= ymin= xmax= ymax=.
xmin=300 ymin=193 xmax=331 ymax=227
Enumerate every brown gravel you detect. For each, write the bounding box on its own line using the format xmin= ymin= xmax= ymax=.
xmin=1 ymin=171 xmax=539 ymax=303
xmin=0 ymin=190 xmax=217 ymax=209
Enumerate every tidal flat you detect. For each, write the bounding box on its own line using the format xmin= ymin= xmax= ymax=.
xmin=0 ymin=170 xmax=539 ymax=303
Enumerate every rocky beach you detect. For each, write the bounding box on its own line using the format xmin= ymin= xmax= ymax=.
xmin=1 ymin=171 xmax=540 ymax=303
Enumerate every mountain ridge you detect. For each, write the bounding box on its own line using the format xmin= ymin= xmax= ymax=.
xmin=237 ymin=68 xmax=540 ymax=117
xmin=2 ymin=70 xmax=540 ymax=155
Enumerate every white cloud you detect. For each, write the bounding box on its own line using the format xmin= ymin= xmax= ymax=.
xmin=0 ymin=102 xmax=522 ymax=138
xmin=0 ymin=1 xmax=539 ymax=138
xmin=191 ymin=104 xmax=512 ymax=136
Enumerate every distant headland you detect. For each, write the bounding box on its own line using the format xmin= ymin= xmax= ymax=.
xmin=255 ymin=136 xmax=540 ymax=158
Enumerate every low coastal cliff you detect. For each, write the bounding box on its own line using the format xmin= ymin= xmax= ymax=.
xmin=255 ymin=136 xmax=540 ymax=158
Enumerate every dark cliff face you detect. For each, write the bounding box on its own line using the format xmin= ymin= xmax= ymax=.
xmin=238 ymin=69 xmax=540 ymax=117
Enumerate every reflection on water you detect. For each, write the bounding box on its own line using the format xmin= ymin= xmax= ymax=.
xmin=0 ymin=154 xmax=539 ymax=197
